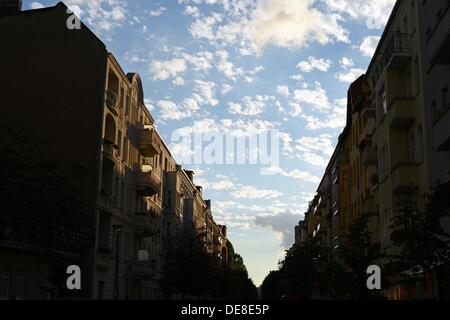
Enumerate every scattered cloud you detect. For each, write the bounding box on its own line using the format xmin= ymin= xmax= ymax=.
xmin=297 ymin=56 xmax=332 ymax=73
xmin=359 ymin=35 xmax=381 ymax=57
xmin=150 ymin=58 xmax=187 ymax=80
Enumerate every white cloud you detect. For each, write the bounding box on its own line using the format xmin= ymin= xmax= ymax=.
xmin=30 ymin=2 xmax=44 ymax=9
xmin=216 ymin=50 xmax=244 ymax=81
xmin=193 ymin=80 xmax=219 ymax=106
xmin=359 ymin=35 xmax=381 ymax=57
xmin=186 ymin=0 xmax=349 ymax=55
xmin=173 ymin=77 xmax=186 ymax=86
xmin=149 ymin=6 xmax=166 ymax=17
xmin=181 ymin=51 xmax=214 ymax=72
xmin=301 ymin=99 xmax=347 ymax=130
xmin=321 ymin=0 xmax=396 ymax=29
xmin=339 ymin=57 xmax=354 ymax=68
xmin=297 ymin=56 xmax=332 ymax=73
xmin=290 ymin=74 xmax=305 ymax=81
xmin=125 ymin=51 xmax=148 ymax=63
xmin=231 ymin=185 xmax=283 ymax=200
xmin=228 ymin=95 xmax=275 ymax=116
xmin=293 ymin=81 xmax=330 ymax=112
xmin=277 ymin=85 xmax=290 ymax=98
xmin=184 ymin=5 xmax=200 ymax=17
xmin=266 ymin=166 xmax=320 ymax=184
xmin=221 ymin=83 xmax=234 ymax=95
xmin=64 ymin=0 xmax=128 ymax=31
xmin=150 ymin=58 xmax=187 ymax=80
xmin=296 ymin=134 xmax=335 ymax=167
xmin=248 ymin=0 xmax=349 ymax=53
xmin=190 ymin=12 xmax=223 ymax=41
xmin=336 ymin=68 xmax=365 ymax=83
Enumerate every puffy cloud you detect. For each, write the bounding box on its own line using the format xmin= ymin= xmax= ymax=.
xmin=216 ymin=50 xmax=244 ymax=81
xmin=63 ymin=0 xmax=128 ymax=32
xmin=295 ymin=134 xmax=335 ymax=167
xmin=231 ymin=185 xmax=283 ymax=200
xmin=335 ymin=68 xmax=365 ymax=83
xmin=228 ymin=95 xmax=275 ymax=116
xmin=221 ymin=83 xmax=234 ymax=95
xmin=149 ymin=6 xmax=166 ymax=16
xmin=248 ymin=0 xmax=349 ymax=53
xmin=193 ymin=80 xmax=219 ymax=106
xmin=173 ymin=77 xmax=186 ymax=86
xmin=321 ymin=0 xmax=396 ymax=29
xmin=254 ymin=210 xmax=302 ymax=248
xmin=277 ymin=85 xmax=290 ymax=98
xmin=339 ymin=57 xmax=354 ymax=68
xmin=359 ymin=35 xmax=381 ymax=57
xmin=265 ymin=166 xmax=320 ymax=184
xmin=30 ymin=2 xmax=44 ymax=9
xmin=297 ymin=56 xmax=332 ymax=73
xmin=150 ymin=58 xmax=187 ymax=80
xmin=292 ymin=81 xmax=330 ymax=112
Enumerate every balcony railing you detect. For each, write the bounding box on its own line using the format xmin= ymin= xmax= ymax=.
xmin=391 ymin=163 xmax=419 ymax=193
xmin=138 ymin=128 xmax=161 ymax=157
xmin=136 ymin=169 xmax=161 ymax=197
xmin=102 ymin=139 xmax=118 ymax=164
xmin=105 ymin=90 xmax=119 ymax=116
xmin=388 ymin=97 xmax=415 ymax=128
xmin=381 ymin=32 xmax=412 ymax=70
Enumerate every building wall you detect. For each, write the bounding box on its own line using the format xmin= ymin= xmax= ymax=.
xmin=0 ymin=4 xmax=107 ymax=299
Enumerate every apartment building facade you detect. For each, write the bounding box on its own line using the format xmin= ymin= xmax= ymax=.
xmin=0 ymin=2 xmax=226 ymax=300
xmin=294 ymin=0 xmax=449 ymax=300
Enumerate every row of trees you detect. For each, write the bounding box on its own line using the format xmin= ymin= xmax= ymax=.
xmin=161 ymin=226 xmax=258 ymax=300
xmin=261 ymin=190 xmax=450 ymax=300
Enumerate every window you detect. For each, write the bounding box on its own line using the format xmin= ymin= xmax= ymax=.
xmin=414 ymin=59 xmax=420 ymax=94
xmin=417 ymin=126 xmax=424 ymax=163
xmin=409 ymin=133 xmax=416 ymax=162
xmin=98 ymin=213 xmax=111 ymax=249
xmin=378 ymin=87 xmax=387 ymax=116
xmin=0 ymin=269 xmax=11 ymax=299
xmin=15 ymin=271 xmax=25 ymax=300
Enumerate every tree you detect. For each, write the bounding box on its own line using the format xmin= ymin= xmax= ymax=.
xmin=278 ymin=242 xmax=316 ymax=299
xmin=261 ymin=270 xmax=282 ymax=300
xmin=390 ymin=190 xmax=450 ymax=299
xmin=339 ymin=213 xmax=385 ymax=300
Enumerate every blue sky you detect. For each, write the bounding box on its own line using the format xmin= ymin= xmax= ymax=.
xmin=27 ymin=0 xmax=396 ymax=286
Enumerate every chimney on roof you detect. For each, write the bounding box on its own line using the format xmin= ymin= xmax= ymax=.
xmin=0 ymin=0 xmax=22 ymax=15
xmin=196 ymin=186 xmax=203 ymax=196
xmin=184 ymin=170 xmax=194 ymax=183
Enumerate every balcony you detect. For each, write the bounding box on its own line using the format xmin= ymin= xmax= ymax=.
xmin=382 ymin=32 xmax=412 ymax=70
xmin=131 ymin=254 xmax=155 ymax=279
xmin=391 ymin=163 xmax=419 ymax=193
xmin=136 ymin=169 xmax=160 ymax=197
xmin=134 ymin=211 xmax=157 ymax=237
xmin=388 ymin=98 xmax=415 ymax=128
xmin=102 ymin=139 xmax=118 ymax=164
xmin=361 ymin=105 xmax=376 ymax=120
xmin=105 ymin=90 xmax=119 ymax=116
xmin=362 ymin=147 xmax=378 ymax=166
xmin=138 ymin=128 xmax=161 ymax=157
xmin=317 ymin=196 xmax=327 ymax=209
